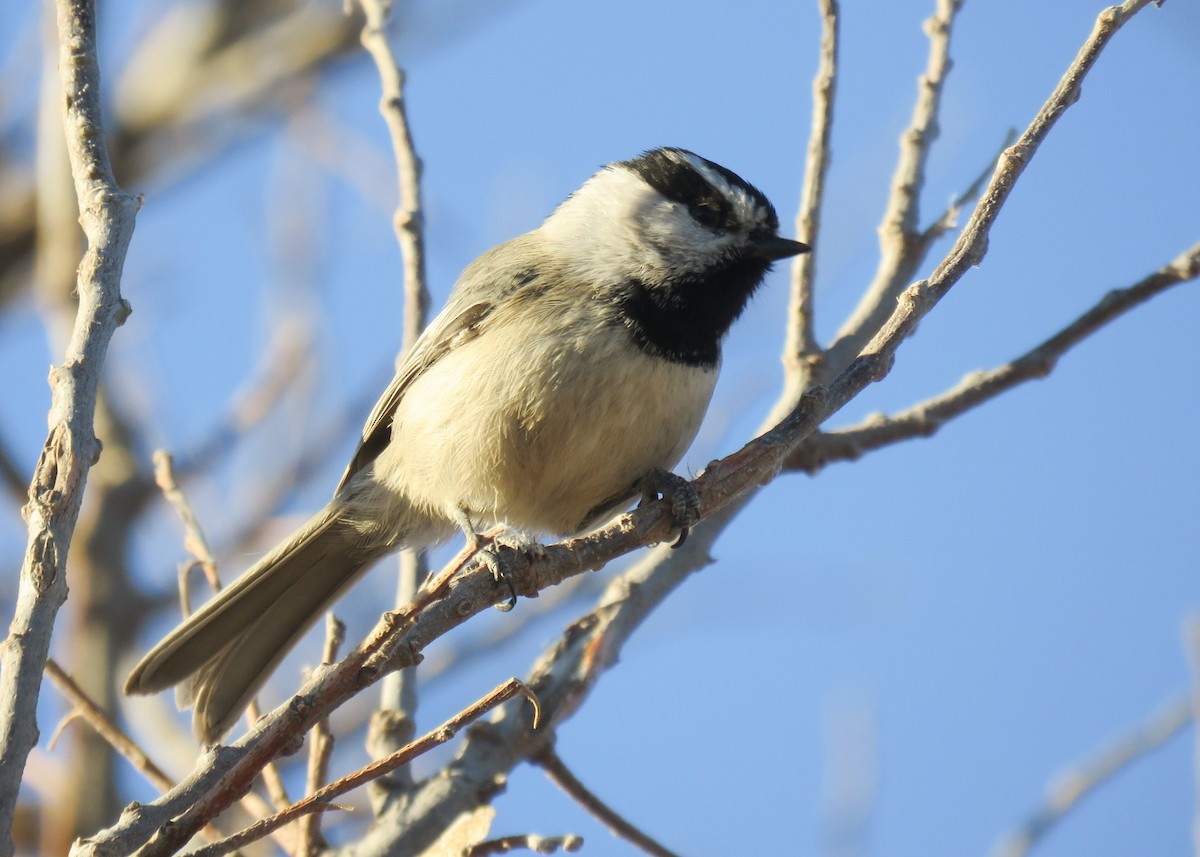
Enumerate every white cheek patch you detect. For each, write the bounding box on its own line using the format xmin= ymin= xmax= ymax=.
xmin=641 ymin=201 xmax=740 ymax=275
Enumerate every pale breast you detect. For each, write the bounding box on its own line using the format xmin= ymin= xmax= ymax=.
xmin=379 ymin=306 xmax=717 ymax=536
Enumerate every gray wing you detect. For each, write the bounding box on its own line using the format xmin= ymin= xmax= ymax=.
xmin=335 ymin=235 xmax=546 ymax=492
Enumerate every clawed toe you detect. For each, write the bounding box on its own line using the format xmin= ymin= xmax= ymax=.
xmin=639 ymin=468 xmax=701 ymax=549
xmin=462 ymin=524 xmax=544 ymax=612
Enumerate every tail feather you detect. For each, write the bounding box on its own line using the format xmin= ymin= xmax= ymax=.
xmin=126 ymin=505 xmax=386 ymax=743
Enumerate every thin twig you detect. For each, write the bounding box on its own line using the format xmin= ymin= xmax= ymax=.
xmin=45 ymin=659 xmax=174 ymax=792
xmin=786 ymin=238 xmax=1200 ymax=473
xmin=357 ymin=0 xmax=429 ymax=349
xmin=185 ymin=679 xmax=541 ymax=857
xmin=154 ymin=449 xmax=292 ymax=810
xmin=296 ymin=613 xmax=345 ymax=857
xmin=0 ymin=0 xmax=138 ymax=843
xmin=356 ymin=0 xmax=432 ymax=784
xmin=783 ymin=0 xmax=839 ymax=387
xmin=42 ymin=660 xmax=256 ymax=848
xmin=534 ymin=746 xmax=680 ymax=857
xmin=920 ymin=128 xmax=1018 ymax=246
xmin=989 ymin=696 xmax=1192 ymax=857
xmin=153 ymin=450 xmax=219 ymax=591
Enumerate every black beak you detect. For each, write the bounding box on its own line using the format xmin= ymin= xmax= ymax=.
xmin=748 ymin=235 xmax=811 ymax=261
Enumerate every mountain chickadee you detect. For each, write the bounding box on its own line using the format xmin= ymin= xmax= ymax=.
xmin=126 ymin=147 xmax=810 ymax=742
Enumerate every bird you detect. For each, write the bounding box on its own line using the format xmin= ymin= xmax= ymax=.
xmin=125 ymin=147 xmax=810 ymax=743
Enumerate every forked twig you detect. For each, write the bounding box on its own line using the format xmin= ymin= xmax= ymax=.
xmin=786 ymin=239 xmax=1200 ymax=473
xmin=153 ymin=449 xmax=291 ymax=810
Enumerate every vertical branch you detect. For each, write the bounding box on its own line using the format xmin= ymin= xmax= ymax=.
xmin=0 ymin=0 xmax=138 ymax=849
xmin=358 ymin=0 xmax=429 ymax=349
xmin=296 ymin=613 xmax=344 ymax=857
xmin=355 ymin=0 xmax=432 ymax=776
xmin=782 ymin=0 xmax=839 ymax=394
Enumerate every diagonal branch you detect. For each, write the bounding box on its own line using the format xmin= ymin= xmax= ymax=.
xmin=989 ymin=696 xmax=1191 ymax=857
xmin=533 ymin=746 xmax=681 ymax=857
xmin=43 ymin=660 xmax=290 ymax=849
xmin=45 ymin=659 xmax=174 ymax=795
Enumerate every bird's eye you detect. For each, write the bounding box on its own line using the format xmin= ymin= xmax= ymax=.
xmin=690 ymin=203 xmax=727 ymax=231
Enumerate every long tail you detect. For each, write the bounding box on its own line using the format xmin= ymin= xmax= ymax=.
xmin=125 ymin=505 xmax=388 ymax=744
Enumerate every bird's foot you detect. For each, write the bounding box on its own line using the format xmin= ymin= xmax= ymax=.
xmin=457 ymin=514 xmax=544 ymax=611
xmin=639 ymin=468 xmax=701 ymax=549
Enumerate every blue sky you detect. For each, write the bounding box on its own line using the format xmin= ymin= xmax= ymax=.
xmin=2 ymin=0 xmax=1199 ymax=853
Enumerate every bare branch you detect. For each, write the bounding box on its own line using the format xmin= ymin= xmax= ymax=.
xmin=354 ymin=0 xmax=434 ymax=799
xmin=920 ymin=128 xmax=1018 ymax=247
xmin=357 ymin=0 xmax=430 ymax=349
xmin=534 ymin=746 xmax=680 ymax=857
xmin=182 ymin=679 xmax=540 ymax=857
xmin=824 ymin=0 xmax=963 ymax=380
xmin=296 ymin=613 xmax=345 ymax=857
xmin=153 ymin=451 xmax=219 ymax=589
xmin=45 ymin=659 xmax=174 ymax=794
xmin=989 ymin=697 xmax=1191 ymax=857
xmin=786 ymin=238 xmax=1200 ymax=474
xmin=365 ymin=516 xmax=725 ymax=856
xmin=44 ymin=660 xmax=287 ymax=849
xmin=0 ymin=0 xmax=138 ymax=843
xmin=155 ymin=450 xmax=292 ymax=812
xmin=783 ymin=0 xmax=839 ymax=387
